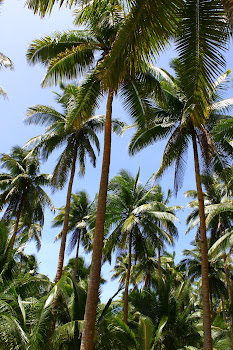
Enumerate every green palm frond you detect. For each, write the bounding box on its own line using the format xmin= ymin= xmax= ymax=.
xmin=26 ymin=30 xmax=97 ymax=65
xmin=176 ymin=0 xmax=230 ymax=126
xmin=42 ymin=45 xmax=96 ymax=87
xmin=26 ymin=0 xmax=78 ymax=16
xmin=99 ymin=0 xmax=180 ymax=89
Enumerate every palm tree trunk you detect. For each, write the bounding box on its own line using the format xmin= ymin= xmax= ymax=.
xmin=80 ymin=89 xmax=113 ymax=350
xmin=124 ymin=232 xmax=132 ymax=324
xmin=221 ymin=294 xmax=227 ymax=322
xmin=158 ymin=243 xmax=161 ymax=278
xmin=191 ymin=129 xmax=212 ymax=350
xmin=73 ymin=231 xmax=81 ymax=280
xmin=55 ymin=149 xmax=77 ymax=284
xmin=224 ymin=254 xmax=233 ymax=327
xmin=10 ymin=198 xmax=24 ymax=249
xmin=47 ymin=150 xmax=78 ymax=340
xmin=221 ymin=0 xmax=233 ymax=27
xmin=209 ymin=292 xmax=214 ymax=320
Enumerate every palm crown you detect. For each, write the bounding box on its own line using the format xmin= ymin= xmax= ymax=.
xmin=0 ymin=146 xmax=53 ymax=248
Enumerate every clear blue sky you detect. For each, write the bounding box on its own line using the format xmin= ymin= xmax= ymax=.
xmin=1 ymin=1 xmax=233 ymax=302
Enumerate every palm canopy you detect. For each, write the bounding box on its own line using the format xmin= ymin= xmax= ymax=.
xmin=104 ymin=168 xmax=179 ymax=324
xmin=24 ymin=82 xmax=107 ymax=188
xmin=104 ymin=169 xmax=179 ymax=261
xmin=185 ymin=174 xmax=233 ymax=242
xmin=0 ymin=146 xmax=53 ymax=245
xmin=26 ymin=0 xmax=180 ymax=87
xmin=129 ymin=61 xmax=233 ymax=194
xmin=52 ymin=190 xmax=92 ymax=279
xmin=26 ymin=0 xmax=125 ymax=88
xmin=52 ymin=190 xmax=91 ymax=253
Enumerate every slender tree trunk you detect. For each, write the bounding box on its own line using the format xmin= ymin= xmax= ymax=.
xmin=80 ymin=89 xmax=113 ymax=350
xmin=191 ymin=129 xmax=212 ymax=350
xmin=55 ymin=150 xmax=77 ymax=284
xmin=158 ymin=243 xmax=161 ymax=278
xmin=73 ymin=231 xmax=81 ymax=280
xmin=124 ymin=232 xmax=132 ymax=324
xmin=10 ymin=198 xmax=24 ymax=249
xmin=221 ymin=0 xmax=233 ymax=28
xmin=224 ymin=254 xmax=233 ymax=327
xmin=221 ymin=294 xmax=227 ymax=322
xmin=209 ymin=292 xmax=214 ymax=320
xmin=19 ymin=254 xmax=23 ymax=274
xmin=47 ymin=150 xmax=78 ymax=341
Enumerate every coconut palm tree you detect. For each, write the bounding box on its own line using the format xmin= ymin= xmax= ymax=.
xmin=24 ymin=83 xmax=107 ymax=284
xmin=181 ymin=240 xmax=228 ymax=321
xmin=0 ymin=146 xmax=53 ymax=249
xmin=104 ymin=169 xmax=179 ymax=324
xmin=129 ymin=274 xmax=202 ymax=349
xmin=185 ymin=174 xmax=233 ymax=243
xmin=128 ymin=62 xmax=233 ymax=349
xmin=25 ymin=5 xmax=131 ymax=347
xmin=52 ymin=190 xmax=92 ymax=279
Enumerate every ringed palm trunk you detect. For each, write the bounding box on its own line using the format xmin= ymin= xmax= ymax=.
xmin=73 ymin=231 xmax=81 ymax=280
xmin=10 ymin=197 xmax=24 ymax=249
xmin=80 ymin=89 xmax=113 ymax=350
xmin=48 ymin=149 xmax=78 ymax=340
xmin=221 ymin=294 xmax=227 ymax=322
xmin=191 ymin=129 xmax=212 ymax=350
xmin=158 ymin=239 xmax=161 ymax=278
xmin=55 ymin=148 xmax=77 ymax=284
xmin=124 ymin=232 xmax=132 ymax=324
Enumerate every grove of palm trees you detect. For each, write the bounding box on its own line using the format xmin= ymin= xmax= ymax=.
xmin=1 ymin=0 xmax=233 ymax=349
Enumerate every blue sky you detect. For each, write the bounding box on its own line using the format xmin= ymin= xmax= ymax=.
xmin=1 ymin=1 xmax=233 ymax=302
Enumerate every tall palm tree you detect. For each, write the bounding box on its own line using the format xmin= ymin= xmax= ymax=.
xmin=0 ymin=146 xmax=53 ymax=249
xmin=26 ymin=6 xmax=126 ymax=347
xmin=24 ymin=83 xmax=106 ymax=284
xmin=52 ymin=190 xmax=91 ymax=279
xmin=181 ymin=240 xmax=228 ymax=321
xmin=25 ymin=2 xmax=174 ymax=346
xmin=105 ymin=169 xmax=178 ymax=324
xmin=185 ymin=178 xmax=233 ymax=326
xmin=129 ymin=62 xmax=233 ymax=349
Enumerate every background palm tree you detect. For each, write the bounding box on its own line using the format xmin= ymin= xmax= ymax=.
xmin=129 ymin=62 xmax=233 ymax=349
xmin=105 ymin=169 xmax=179 ymax=324
xmin=52 ymin=190 xmax=92 ymax=279
xmin=0 ymin=146 xmax=53 ymax=249
xmin=25 ymin=83 xmax=106 ymax=284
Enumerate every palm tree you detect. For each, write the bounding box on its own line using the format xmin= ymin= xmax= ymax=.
xmin=0 ymin=146 xmax=53 ymax=249
xmin=26 ymin=2 xmax=174 ymax=345
xmin=105 ymin=169 xmax=178 ymax=324
xmin=24 ymin=83 xmax=106 ymax=284
xmin=185 ymin=174 xmax=233 ymax=244
xmin=129 ymin=275 xmax=202 ymax=349
xmin=129 ymin=62 xmax=233 ymax=349
xmin=181 ymin=240 xmax=228 ymax=321
xmin=52 ymin=190 xmax=91 ymax=279
xmin=186 ymin=181 xmax=233 ymax=326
